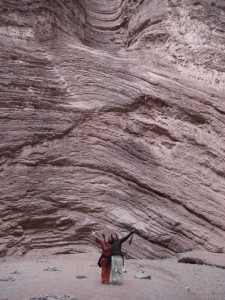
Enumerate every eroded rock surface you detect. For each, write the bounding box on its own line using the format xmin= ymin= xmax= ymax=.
xmin=0 ymin=0 xmax=225 ymax=258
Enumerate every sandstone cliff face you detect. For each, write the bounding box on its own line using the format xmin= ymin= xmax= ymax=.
xmin=0 ymin=0 xmax=225 ymax=258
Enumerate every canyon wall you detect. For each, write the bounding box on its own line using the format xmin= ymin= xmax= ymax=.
xmin=0 ymin=0 xmax=225 ymax=258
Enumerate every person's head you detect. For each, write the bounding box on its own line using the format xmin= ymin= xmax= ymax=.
xmin=111 ymin=233 xmax=119 ymax=240
xmin=104 ymin=236 xmax=110 ymax=243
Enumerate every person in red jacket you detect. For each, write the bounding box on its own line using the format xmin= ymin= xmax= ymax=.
xmin=91 ymin=230 xmax=112 ymax=284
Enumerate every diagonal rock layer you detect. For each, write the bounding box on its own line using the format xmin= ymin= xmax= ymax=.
xmin=0 ymin=0 xmax=225 ymax=258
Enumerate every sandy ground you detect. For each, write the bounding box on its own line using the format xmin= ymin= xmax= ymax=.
xmin=0 ymin=248 xmax=225 ymax=300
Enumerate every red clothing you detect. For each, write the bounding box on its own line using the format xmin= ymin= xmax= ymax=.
xmin=96 ymin=237 xmax=111 ymax=260
xmin=101 ymin=263 xmax=111 ymax=283
xmin=95 ymin=237 xmax=112 ymax=283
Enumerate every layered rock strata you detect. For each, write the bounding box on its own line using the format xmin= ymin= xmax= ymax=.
xmin=0 ymin=0 xmax=225 ymax=258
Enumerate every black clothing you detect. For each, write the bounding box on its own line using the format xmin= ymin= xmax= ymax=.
xmin=111 ymin=232 xmax=133 ymax=256
xmin=98 ymin=254 xmax=111 ymax=267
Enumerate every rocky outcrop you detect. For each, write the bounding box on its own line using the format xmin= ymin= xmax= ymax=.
xmin=0 ymin=0 xmax=225 ymax=258
xmin=178 ymin=251 xmax=225 ymax=269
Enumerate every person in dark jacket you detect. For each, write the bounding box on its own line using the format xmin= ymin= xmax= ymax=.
xmin=91 ymin=230 xmax=112 ymax=284
xmin=110 ymin=230 xmax=134 ymax=285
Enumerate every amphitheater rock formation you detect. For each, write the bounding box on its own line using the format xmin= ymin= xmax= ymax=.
xmin=0 ymin=0 xmax=225 ymax=258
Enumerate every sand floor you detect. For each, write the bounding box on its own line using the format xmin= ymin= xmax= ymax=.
xmin=0 ymin=248 xmax=225 ymax=300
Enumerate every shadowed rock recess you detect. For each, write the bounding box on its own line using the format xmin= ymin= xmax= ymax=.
xmin=0 ymin=0 xmax=225 ymax=258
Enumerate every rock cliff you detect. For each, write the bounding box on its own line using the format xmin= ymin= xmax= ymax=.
xmin=0 ymin=0 xmax=225 ymax=258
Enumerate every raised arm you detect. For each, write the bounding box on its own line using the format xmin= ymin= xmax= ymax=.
xmin=91 ymin=230 xmax=98 ymax=238
xmin=120 ymin=230 xmax=135 ymax=243
xmin=91 ymin=230 xmax=104 ymax=246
